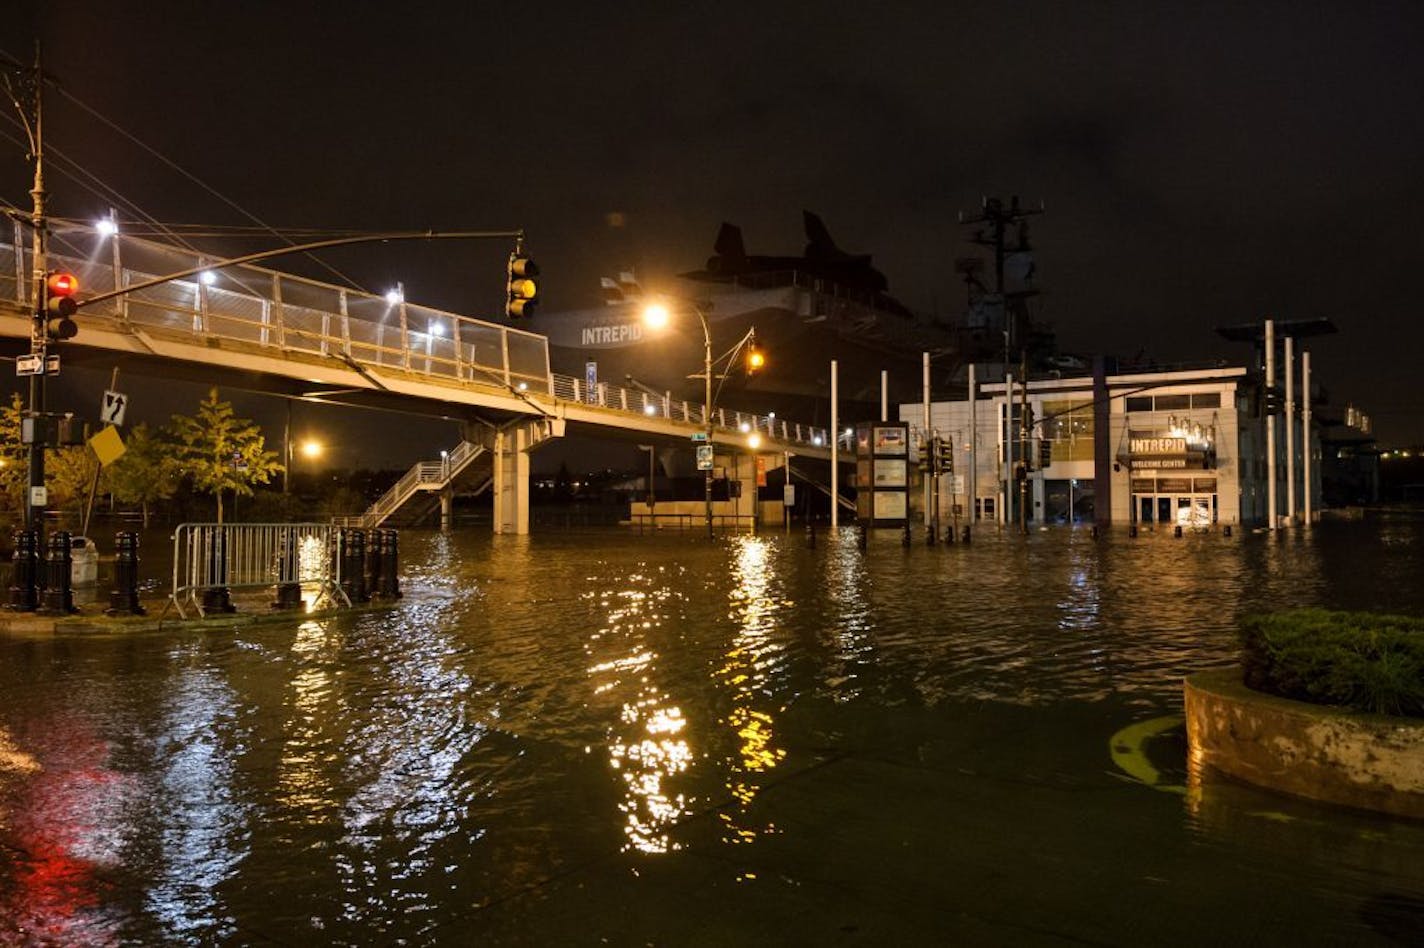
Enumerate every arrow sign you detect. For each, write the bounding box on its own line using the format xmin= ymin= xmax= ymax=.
xmin=15 ymin=354 xmax=43 ymax=376
xmin=101 ymin=390 xmax=128 ymax=426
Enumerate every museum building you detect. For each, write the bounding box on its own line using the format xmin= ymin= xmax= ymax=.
xmin=904 ymin=362 xmax=1318 ymax=528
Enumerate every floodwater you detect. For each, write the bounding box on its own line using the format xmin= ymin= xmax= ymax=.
xmin=2 ymin=517 xmax=1424 ymax=945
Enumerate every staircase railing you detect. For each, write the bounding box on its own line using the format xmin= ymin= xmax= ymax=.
xmin=347 ymin=441 xmax=488 ymax=529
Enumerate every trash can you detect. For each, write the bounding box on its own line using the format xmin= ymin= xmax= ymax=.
xmin=70 ymin=536 xmax=99 ymax=587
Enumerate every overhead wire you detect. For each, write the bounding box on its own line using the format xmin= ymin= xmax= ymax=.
xmin=47 ymin=74 xmax=370 ymax=293
xmin=1 ymin=43 xmax=372 ymax=297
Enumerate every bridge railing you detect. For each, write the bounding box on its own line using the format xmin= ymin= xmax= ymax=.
xmin=3 ymin=225 xmax=553 ymax=395
xmin=548 ymin=373 xmax=829 ymax=447
xmin=2 ymin=226 xmax=829 ymax=449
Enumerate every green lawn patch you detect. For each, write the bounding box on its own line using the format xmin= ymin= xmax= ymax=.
xmin=1239 ymin=609 xmax=1424 ymax=718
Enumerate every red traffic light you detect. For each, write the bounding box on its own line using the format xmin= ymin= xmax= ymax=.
xmin=46 ymin=271 xmax=79 ymax=297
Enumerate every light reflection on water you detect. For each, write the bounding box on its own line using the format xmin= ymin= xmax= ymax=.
xmin=1 ymin=519 xmax=1423 ymax=942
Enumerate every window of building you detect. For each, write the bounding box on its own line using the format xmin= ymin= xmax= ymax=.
xmin=1042 ymin=399 xmax=1095 ymax=461
xmin=1191 ymin=392 xmax=1221 ymax=409
xmin=1154 ymin=394 xmax=1191 ymax=411
xmin=1125 ymin=396 xmax=1153 ymax=412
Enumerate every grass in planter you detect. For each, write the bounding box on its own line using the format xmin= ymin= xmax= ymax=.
xmin=1239 ymin=609 xmax=1424 ymax=718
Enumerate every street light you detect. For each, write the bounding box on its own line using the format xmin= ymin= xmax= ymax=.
xmin=641 ymin=300 xmax=761 ymax=539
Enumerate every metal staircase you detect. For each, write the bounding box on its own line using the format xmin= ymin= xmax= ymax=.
xmin=350 ymin=440 xmax=490 ymax=529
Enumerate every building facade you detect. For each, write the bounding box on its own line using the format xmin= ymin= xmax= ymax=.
xmin=901 ymin=364 xmax=1320 ymax=528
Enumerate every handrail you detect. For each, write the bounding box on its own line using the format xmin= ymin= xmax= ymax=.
xmin=1 ymin=234 xmax=832 ymax=450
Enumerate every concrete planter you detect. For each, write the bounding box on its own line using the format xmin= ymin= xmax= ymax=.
xmin=1185 ymin=667 xmax=1424 ymax=820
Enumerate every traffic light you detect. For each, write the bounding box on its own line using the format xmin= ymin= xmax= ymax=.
xmin=936 ymin=436 xmax=954 ymax=473
xmin=746 ymin=342 xmax=765 ymax=375
xmin=505 ymin=253 xmax=538 ymax=318
xmin=43 ymin=271 xmax=79 ymax=339
xmin=1038 ymin=439 xmax=1052 ymax=469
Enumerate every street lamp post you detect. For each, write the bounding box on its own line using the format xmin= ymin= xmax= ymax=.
xmin=643 ymin=301 xmax=758 ymax=540
xmin=701 ymin=310 xmax=714 ymax=539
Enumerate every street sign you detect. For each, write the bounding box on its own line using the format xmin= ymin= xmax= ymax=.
xmin=948 ymin=475 xmax=966 ymax=494
xmin=696 ymin=444 xmax=714 ymax=471
xmin=101 ymin=390 xmax=129 ymax=426
xmin=690 ymin=431 xmax=708 ymax=442
xmin=755 ymin=456 xmax=767 ymax=487
xmin=15 ymin=354 xmax=42 ymax=376
xmin=28 ymin=486 xmax=46 ymax=507
xmin=89 ymin=425 xmax=127 ymax=466
xmin=783 ymin=484 xmax=796 ymax=506
xmin=45 ymin=354 xmax=59 ymax=375
xmin=585 ymin=360 xmax=598 ymax=402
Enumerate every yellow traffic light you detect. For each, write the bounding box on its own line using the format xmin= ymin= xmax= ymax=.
xmin=506 ymin=253 xmax=539 ymax=318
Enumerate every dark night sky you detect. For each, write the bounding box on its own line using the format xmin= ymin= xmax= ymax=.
xmin=5 ymin=1 xmax=1424 ymax=464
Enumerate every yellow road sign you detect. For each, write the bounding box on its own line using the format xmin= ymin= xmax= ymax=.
xmin=88 ymin=424 xmax=127 ymax=466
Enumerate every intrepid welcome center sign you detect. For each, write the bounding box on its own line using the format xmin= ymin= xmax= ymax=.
xmin=1126 ymin=435 xmax=1209 ymax=470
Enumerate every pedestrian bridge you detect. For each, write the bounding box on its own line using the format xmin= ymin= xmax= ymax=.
xmin=0 ymin=226 xmax=835 ymax=532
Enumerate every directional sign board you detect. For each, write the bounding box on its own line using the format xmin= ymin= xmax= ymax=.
xmin=690 ymin=431 xmax=708 ymax=442
xmin=15 ymin=354 xmax=42 ymax=376
xmin=45 ymin=355 xmax=59 ymax=375
xmin=101 ymin=390 xmax=128 ymax=426
xmin=696 ymin=444 xmax=714 ymax=471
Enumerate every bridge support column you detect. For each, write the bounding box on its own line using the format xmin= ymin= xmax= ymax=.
xmin=440 ymin=487 xmax=453 ymax=533
xmin=492 ymin=427 xmax=530 ymax=535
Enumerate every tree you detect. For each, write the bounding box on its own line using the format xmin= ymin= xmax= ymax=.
xmin=0 ymin=392 xmax=27 ymax=512
xmin=169 ymin=388 xmax=283 ymax=523
xmin=106 ymin=423 xmax=179 ymax=528
xmin=0 ymin=393 xmax=104 ymax=521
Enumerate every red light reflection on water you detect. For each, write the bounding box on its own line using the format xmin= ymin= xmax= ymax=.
xmin=0 ymin=721 xmax=128 ymax=946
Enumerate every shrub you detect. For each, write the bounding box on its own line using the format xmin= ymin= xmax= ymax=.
xmin=1239 ymin=609 xmax=1424 ymax=718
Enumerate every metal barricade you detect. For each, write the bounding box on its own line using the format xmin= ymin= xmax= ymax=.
xmin=170 ymin=523 xmax=351 ymax=618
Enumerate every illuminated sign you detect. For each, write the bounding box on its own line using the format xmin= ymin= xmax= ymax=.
xmin=580 ymin=323 xmax=644 ymax=346
xmin=1129 ymin=437 xmax=1186 ymax=455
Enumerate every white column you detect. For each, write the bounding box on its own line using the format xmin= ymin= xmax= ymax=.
xmin=922 ymin=351 xmax=931 ymax=527
xmin=1303 ymin=350 xmax=1313 ymax=525
xmin=1285 ymin=335 xmax=1296 ymax=526
xmin=968 ymin=364 xmax=977 ymax=524
xmin=881 ymin=369 xmax=888 ymax=422
xmin=1002 ymin=374 xmax=1013 ymax=525
xmin=492 ymin=427 xmax=531 ymax=535
xmin=831 ymin=360 xmax=839 ymax=529
xmin=1265 ymin=319 xmax=1277 ymax=531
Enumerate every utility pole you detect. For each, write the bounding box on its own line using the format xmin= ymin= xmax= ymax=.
xmin=958 ymin=195 xmax=1043 ymax=370
xmin=4 ymin=49 xmax=51 ymax=534
xmin=1019 ymin=350 xmax=1030 ymax=534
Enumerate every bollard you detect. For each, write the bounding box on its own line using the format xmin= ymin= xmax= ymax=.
xmin=1129 ymin=524 xmax=1138 ymax=538
xmin=364 ymin=529 xmax=384 ymax=598
xmin=272 ymin=527 xmax=302 ymax=610
xmin=926 ymin=525 xmax=936 ymax=547
xmin=805 ymin=521 xmax=816 ymax=549
xmin=1223 ymin=525 xmax=1232 ymax=538
xmin=858 ymin=523 xmax=868 ymax=550
xmin=961 ymin=526 xmax=971 ymax=544
xmin=901 ymin=522 xmax=911 ymax=547
xmin=945 ymin=525 xmax=955 ymax=544
xmin=341 ymin=528 xmax=368 ymax=603
xmin=8 ymin=529 xmax=39 ymax=612
xmin=106 ymin=531 xmax=147 ymax=616
xmin=372 ymin=529 xmax=403 ymax=600
xmin=1174 ymin=524 xmax=1183 ymax=538
xmin=38 ymin=531 xmax=76 ymax=615
xmin=200 ymin=526 xmax=236 ymax=614
xmin=1090 ymin=525 xmax=1098 ymax=539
